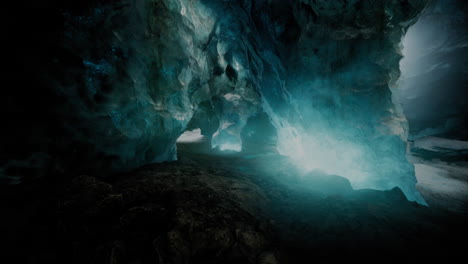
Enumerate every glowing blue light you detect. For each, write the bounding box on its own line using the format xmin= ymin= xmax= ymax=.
xmin=177 ymin=129 xmax=205 ymax=143
xmin=211 ymin=122 xmax=243 ymax=152
xmin=275 ymin=125 xmax=371 ymax=189
xmin=218 ymin=143 xmax=242 ymax=152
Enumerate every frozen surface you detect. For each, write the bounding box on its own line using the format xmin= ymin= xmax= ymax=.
xmin=1 ymin=0 xmax=433 ymax=205
xmin=410 ymin=137 xmax=468 ymax=213
xmin=259 ymin=0 xmax=428 ymax=203
xmin=413 ymin=136 xmax=468 ymax=152
xmin=415 ymin=163 xmax=468 ymax=213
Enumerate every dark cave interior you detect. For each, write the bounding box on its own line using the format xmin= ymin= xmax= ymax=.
xmin=1 ymin=0 xmax=467 ymax=263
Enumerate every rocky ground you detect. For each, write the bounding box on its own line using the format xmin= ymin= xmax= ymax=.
xmin=1 ymin=140 xmax=467 ymax=263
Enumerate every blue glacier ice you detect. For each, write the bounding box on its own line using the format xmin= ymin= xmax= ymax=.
xmin=1 ymin=0 xmax=433 ymax=204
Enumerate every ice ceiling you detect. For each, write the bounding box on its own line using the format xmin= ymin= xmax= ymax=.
xmin=3 ymin=0 xmax=443 ymax=205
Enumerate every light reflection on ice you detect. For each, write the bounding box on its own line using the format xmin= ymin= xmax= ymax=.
xmin=177 ymin=129 xmax=205 ymax=143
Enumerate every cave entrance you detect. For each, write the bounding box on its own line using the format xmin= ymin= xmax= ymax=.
xmin=176 ymin=128 xmax=205 ymax=143
xmin=176 ymin=128 xmax=212 ymax=156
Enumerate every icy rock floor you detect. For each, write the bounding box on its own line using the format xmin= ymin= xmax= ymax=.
xmin=3 ymin=139 xmax=467 ymax=263
xmin=409 ymin=137 xmax=468 ymax=214
xmin=53 ymin=140 xmax=466 ymax=262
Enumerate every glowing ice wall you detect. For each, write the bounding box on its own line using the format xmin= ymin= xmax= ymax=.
xmin=1 ymin=0 xmax=429 ymax=198
xmin=259 ymin=0 xmax=428 ymax=204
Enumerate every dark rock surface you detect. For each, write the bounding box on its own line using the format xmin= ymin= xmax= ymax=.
xmin=3 ymin=141 xmax=466 ymax=263
xmin=56 ymin=162 xmax=277 ymax=264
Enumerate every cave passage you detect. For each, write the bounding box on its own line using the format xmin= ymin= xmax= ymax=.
xmin=2 ymin=0 xmax=468 ymax=262
xmin=0 ymin=0 xmax=432 ymax=204
xmin=177 ymin=129 xmax=205 ymax=143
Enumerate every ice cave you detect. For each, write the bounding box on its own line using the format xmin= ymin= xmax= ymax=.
xmin=2 ymin=0 xmax=467 ymax=262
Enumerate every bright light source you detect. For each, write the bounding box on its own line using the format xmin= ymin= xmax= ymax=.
xmin=275 ymin=125 xmax=370 ymax=189
xmin=177 ymin=129 xmax=205 ymax=143
xmin=218 ymin=143 xmax=242 ymax=152
xmin=211 ymin=122 xmax=242 ymax=152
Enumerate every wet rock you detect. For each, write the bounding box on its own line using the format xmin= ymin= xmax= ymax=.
xmin=58 ymin=160 xmax=277 ymax=264
xmin=167 ymin=229 xmax=191 ymax=261
xmin=385 ymin=187 xmax=408 ymax=202
xmin=302 ymin=171 xmax=354 ymax=197
xmin=237 ymin=228 xmax=269 ymax=259
xmin=120 ymin=205 xmax=169 ymax=237
xmin=109 ymin=240 xmax=126 ymax=264
xmin=258 ymin=251 xmax=279 ymax=264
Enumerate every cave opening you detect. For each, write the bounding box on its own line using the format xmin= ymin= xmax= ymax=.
xmin=176 ymin=128 xmax=205 ymax=143
xmin=396 ymin=0 xmax=468 ymax=212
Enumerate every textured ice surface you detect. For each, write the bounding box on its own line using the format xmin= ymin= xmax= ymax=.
xmin=2 ymin=0 xmax=431 ymax=204
xmin=413 ymin=137 xmax=468 ymax=152
xmin=259 ymin=0 xmax=428 ymax=203
xmin=415 ymin=163 xmax=468 ymax=212
xmin=409 ymin=137 xmax=468 ymax=212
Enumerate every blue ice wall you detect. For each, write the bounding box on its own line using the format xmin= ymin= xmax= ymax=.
xmin=186 ymin=0 xmax=428 ymax=203
xmin=258 ymin=0 xmax=428 ymax=204
xmin=1 ymin=0 xmax=429 ymax=204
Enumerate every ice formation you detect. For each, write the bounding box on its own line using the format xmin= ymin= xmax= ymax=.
xmin=3 ymin=0 xmax=434 ymax=204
